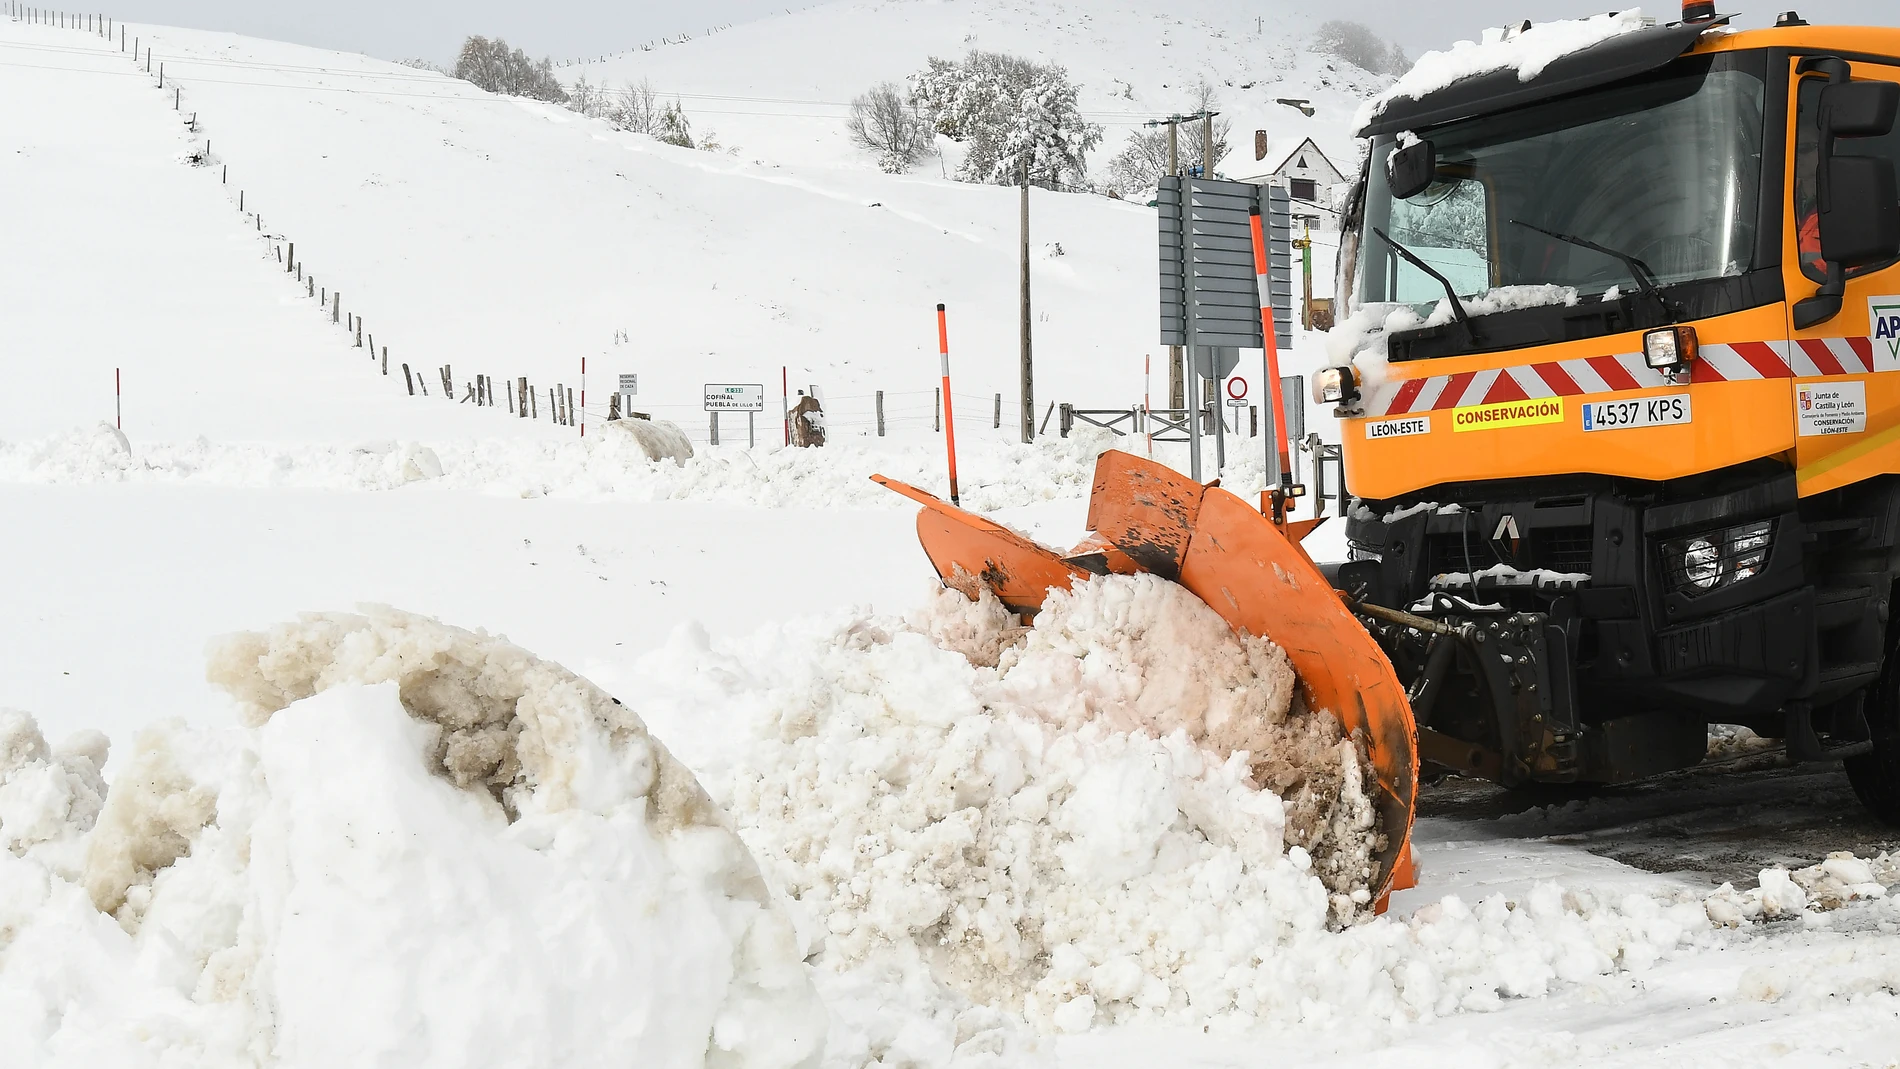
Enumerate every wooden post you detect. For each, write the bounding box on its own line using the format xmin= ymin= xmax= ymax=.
xmin=508 ymin=379 xmax=516 ymax=414
xmin=608 ymin=393 xmax=619 ymax=420
xmin=402 ymin=363 xmax=414 ymax=395
xmin=876 ymin=390 xmax=884 ymax=436
xmin=567 ymin=387 xmax=575 ymax=427
xmin=993 ymin=392 xmax=1001 ymax=429
xmin=287 ymin=242 xmax=294 ymax=273
xmin=1250 ymin=404 xmax=1259 ymax=437
xmin=934 ymin=387 xmax=941 ymax=432
xmin=519 ymin=377 xmax=529 ymax=419
xmin=307 ymin=277 xmax=313 ymax=297
xmin=710 ymin=411 xmax=719 ymax=445
xmin=547 ymin=387 xmax=556 ymax=423
xmin=381 ymin=346 xmax=388 ymax=375
xmin=531 ymin=384 xmax=538 ymax=419
xmin=368 ymin=333 xmax=375 ymax=360
xmin=238 ymin=190 xmax=243 ymax=212
xmin=442 ymin=365 xmax=452 ymax=396
xmin=333 ymin=292 xmax=340 ymax=324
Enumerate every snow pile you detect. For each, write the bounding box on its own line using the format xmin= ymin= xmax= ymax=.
xmin=636 ymin=577 xmax=1738 ymax=1037
xmin=0 ymin=422 xmax=1119 ymax=510
xmin=0 ymin=609 xmax=822 ymax=1068
xmin=1356 ymin=9 xmax=1658 ymax=133
xmin=1706 ymin=723 xmax=1779 ymax=762
xmin=1705 ymin=853 xmax=1900 ymax=928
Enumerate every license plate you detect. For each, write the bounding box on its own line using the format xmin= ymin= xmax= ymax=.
xmin=1581 ymin=395 xmax=1691 ymax=432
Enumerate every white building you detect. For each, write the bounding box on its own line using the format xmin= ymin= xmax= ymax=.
xmin=1269 ymin=137 xmax=1347 ymax=204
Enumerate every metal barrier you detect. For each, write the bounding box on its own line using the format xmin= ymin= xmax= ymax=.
xmin=1058 ymin=404 xmax=1144 ymax=438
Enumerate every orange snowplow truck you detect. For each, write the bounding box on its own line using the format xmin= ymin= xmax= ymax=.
xmin=1323 ymin=6 xmax=1900 ymax=819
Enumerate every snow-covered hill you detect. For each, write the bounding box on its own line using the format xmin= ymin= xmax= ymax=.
xmin=559 ymin=0 xmax=1384 ymax=178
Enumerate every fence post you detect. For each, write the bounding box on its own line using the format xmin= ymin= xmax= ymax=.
xmin=567 ymin=387 xmax=575 ymax=428
xmin=1059 ymin=403 xmax=1074 ymax=438
xmin=993 ymin=392 xmax=1001 ymax=429
xmin=287 ymin=243 xmax=293 ymax=273
xmin=548 ymin=387 xmax=557 ymax=423
xmin=381 ymin=346 xmax=388 ymax=375
xmin=934 ymin=387 xmax=941 ymax=432
xmin=402 ymin=363 xmax=414 ymax=395
xmin=333 ymin=292 xmax=340 ymax=324
xmin=608 ymin=393 xmax=619 ymax=420
xmin=1250 ymin=405 xmax=1258 ymax=437
xmin=442 ymin=365 xmax=452 ymax=396
xmin=876 ymin=390 xmax=884 ymax=436
xmin=519 ymin=376 xmax=529 ymax=419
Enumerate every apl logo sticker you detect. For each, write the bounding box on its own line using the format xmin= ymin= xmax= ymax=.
xmin=1871 ymin=296 xmax=1900 ymax=358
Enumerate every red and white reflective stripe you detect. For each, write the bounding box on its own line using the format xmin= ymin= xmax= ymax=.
xmin=1365 ymin=338 xmax=1874 ymax=417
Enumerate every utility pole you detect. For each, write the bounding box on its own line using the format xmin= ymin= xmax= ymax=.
xmin=1147 ymin=114 xmax=1187 ymax=410
xmin=1019 ymin=160 xmax=1035 ymax=443
xmin=1200 ymin=110 xmax=1219 ymax=435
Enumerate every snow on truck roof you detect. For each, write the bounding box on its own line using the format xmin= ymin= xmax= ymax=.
xmin=1354 ymin=9 xmax=1714 ymax=138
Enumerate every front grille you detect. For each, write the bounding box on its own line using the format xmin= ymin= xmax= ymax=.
xmin=1531 ymin=527 xmax=1595 ymax=574
xmin=1423 ymin=523 xmax=1594 ymax=576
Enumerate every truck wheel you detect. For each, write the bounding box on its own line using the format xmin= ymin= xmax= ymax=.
xmin=1845 ymin=671 xmax=1900 ymax=826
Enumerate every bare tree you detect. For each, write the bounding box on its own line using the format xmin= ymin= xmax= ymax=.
xmin=607 ymin=79 xmax=659 ymax=135
xmin=395 ymin=57 xmax=447 ymax=74
xmin=1102 ymin=81 xmax=1231 ymax=195
xmin=1313 ymin=20 xmax=1407 ymax=75
xmin=846 ymin=82 xmax=932 ymax=173
xmin=569 ymin=75 xmax=607 ymax=119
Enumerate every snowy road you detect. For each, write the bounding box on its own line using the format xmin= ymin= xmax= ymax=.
xmin=1420 ymin=763 xmax=1900 ymax=890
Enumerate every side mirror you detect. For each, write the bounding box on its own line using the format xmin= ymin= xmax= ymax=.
xmin=1794 ymin=68 xmax=1900 ymax=329
xmin=1385 ymin=139 xmax=1436 ymax=200
xmin=1820 ymin=155 xmax=1900 ymax=266
xmin=1822 ymin=79 xmax=1900 ymax=138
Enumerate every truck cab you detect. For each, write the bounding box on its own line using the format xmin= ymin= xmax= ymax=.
xmin=1321 ymin=8 xmax=1900 ymax=819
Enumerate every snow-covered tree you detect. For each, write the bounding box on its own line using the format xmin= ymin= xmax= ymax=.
xmin=655 ymin=100 xmax=694 ymax=148
xmin=453 ymin=36 xmax=568 ymax=103
xmin=1313 ymin=21 xmax=1408 ymax=76
xmin=909 ymin=51 xmax=1101 ymax=189
xmin=846 ymin=82 xmax=933 ymax=173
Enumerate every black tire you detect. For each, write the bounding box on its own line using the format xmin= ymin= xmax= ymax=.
xmin=1845 ymin=661 xmax=1900 ymax=826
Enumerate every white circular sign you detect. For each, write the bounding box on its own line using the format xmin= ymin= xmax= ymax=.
xmin=1226 ymin=377 xmax=1248 ymax=401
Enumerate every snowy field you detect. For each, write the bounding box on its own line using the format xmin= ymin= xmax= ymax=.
xmin=4 ymin=4 xmax=1900 ymax=1068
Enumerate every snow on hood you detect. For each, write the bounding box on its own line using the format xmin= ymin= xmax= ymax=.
xmin=1355 ymin=9 xmax=1657 ymax=134
xmin=1328 ymin=287 xmax=1578 ymax=389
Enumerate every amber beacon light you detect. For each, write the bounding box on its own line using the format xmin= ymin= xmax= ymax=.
xmin=1682 ymin=0 xmax=1717 ymax=20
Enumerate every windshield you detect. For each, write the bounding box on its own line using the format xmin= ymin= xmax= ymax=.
xmin=1354 ymin=54 xmax=1767 ymax=316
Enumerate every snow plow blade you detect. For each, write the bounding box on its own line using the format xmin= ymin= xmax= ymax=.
xmin=873 ymin=451 xmax=1419 ymax=900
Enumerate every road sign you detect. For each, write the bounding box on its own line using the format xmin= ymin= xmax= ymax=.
xmin=1226 ymin=377 xmax=1248 ymax=401
xmin=618 ymin=373 xmax=637 ymax=394
xmin=1226 ymin=397 xmax=1249 ymax=408
xmin=1157 ymin=178 xmax=1294 ymax=352
xmin=1192 ymin=346 xmax=1240 ymax=379
xmin=704 ymin=383 xmax=765 ymax=411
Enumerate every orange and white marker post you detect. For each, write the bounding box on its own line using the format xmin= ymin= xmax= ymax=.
xmin=1249 ymin=204 xmax=1293 ymax=520
xmin=937 ymin=303 xmax=961 ymax=507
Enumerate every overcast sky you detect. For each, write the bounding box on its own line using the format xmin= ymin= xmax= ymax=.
xmin=98 ymin=1 xmax=1900 ymax=68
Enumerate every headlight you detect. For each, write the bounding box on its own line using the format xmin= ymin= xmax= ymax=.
xmin=1665 ymin=520 xmax=1776 ymax=596
xmin=1313 ymin=366 xmax=1360 ymax=406
xmin=1682 ymin=539 xmax=1721 ymax=589
xmin=1643 ymin=325 xmax=1700 ymax=370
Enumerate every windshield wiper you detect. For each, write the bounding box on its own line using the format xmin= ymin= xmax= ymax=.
xmin=1371 ymin=227 xmax=1475 ymax=334
xmin=1508 ymin=219 xmax=1671 ymax=314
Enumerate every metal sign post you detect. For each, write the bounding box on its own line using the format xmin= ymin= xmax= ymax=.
xmin=1158 ymin=177 xmax=1292 ymax=483
xmin=704 ymin=383 xmax=766 ymax=447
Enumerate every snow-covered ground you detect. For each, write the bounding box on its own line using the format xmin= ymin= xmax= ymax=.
xmin=5 ymin=5 xmax=1900 ymax=1067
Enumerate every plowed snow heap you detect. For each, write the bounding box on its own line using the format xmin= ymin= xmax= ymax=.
xmin=706 ymin=572 xmax=1385 ymax=1031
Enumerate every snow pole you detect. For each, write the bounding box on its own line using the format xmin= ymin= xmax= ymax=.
xmin=580 ymin=356 xmax=586 ymax=438
xmin=936 ymin=304 xmax=960 ymax=507
xmin=1144 ymin=352 xmax=1153 ymax=458
xmin=1249 ymin=204 xmax=1293 ymax=518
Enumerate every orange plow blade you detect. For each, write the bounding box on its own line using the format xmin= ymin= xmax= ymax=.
xmin=873 ymin=451 xmax=1419 ymax=900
